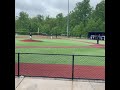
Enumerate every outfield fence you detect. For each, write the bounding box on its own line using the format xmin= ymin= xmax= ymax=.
xmin=15 ymin=53 xmax=105 ymax=80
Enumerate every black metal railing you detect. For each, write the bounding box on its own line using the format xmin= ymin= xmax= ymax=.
xmin=15 ymin=53 xmax=105 ymax=80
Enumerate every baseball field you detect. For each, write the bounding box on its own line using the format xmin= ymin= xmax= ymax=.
xmin=15 ymin=35 xmax=105 ymax=80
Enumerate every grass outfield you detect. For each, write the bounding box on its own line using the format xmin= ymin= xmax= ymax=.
xmin=15 ymin=54 xmax=104 ymax=66
xmin=15 ymin=38 xmax=105 ymax=66
xmin=15 ymin=48 xmax=104 ymax=56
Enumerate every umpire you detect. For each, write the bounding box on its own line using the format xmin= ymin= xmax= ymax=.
xmin=97 ymin=35 xmax=100 ymax=44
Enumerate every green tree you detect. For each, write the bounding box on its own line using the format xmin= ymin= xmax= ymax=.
xmin=94 ymin=0 xmax=105 ymax=21
xmin=70 ymin=0 xmax=92 ymax=37
xmin=72 ymin=23 xmax=84 ymax=38
xmin=15 ymin=0 xmax=105 ymax=37
xmin=55 ymin=13 xmax=64 ymax=38
xmin=17 ymin=11 xmax=30 ymax=34
xmin=84 ymin=18 xmax=105 ymax=36
xmin=85 ymin=0 xmax=105 ymax=34
xmin=74 ymin=0 xmax=92 ymax=26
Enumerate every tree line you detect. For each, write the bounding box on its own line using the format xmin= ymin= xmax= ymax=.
xmin=15 ymin=0 xmax=105 ymax=38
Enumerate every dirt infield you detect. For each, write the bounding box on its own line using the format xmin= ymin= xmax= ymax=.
xmin=15 ymin=63 xmax=105 ymax=80
xmin=21 ymin=39 xmax=42 ymax=42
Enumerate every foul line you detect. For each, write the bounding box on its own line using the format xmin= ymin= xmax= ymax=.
xmin=16 ymin=76 xmax=25 ymax=89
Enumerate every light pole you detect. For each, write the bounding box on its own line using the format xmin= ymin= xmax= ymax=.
xmin=38 ymin=27 xmax=39 ymax=35
xmin=67 ymin=0 xmax=69 ymax=37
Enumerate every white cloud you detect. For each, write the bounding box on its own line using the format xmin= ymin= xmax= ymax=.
xmin=15 ymin=0 xmax=102 ymax=17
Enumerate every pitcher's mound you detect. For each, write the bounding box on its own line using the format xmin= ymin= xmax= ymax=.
xmin=21 ymin=39 xmax=42 ymax=42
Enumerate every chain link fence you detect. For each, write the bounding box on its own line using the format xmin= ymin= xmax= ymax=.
xmin=15 ymin=53 xmax=105 ymax=80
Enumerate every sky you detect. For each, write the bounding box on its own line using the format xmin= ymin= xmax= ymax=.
xmin=15 ymin=0 xmax=102 ymax=18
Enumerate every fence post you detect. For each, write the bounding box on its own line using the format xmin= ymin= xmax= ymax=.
xmin=18 ymin=53 xmax=20 ymax=77
xmin=72 ymin=55 xmax=74 ymax=80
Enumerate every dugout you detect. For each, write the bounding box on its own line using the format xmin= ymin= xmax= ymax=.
xmin=88 ymin=32 xmax=105 ymax=40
